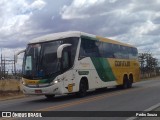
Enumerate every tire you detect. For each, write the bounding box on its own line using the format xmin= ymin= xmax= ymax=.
xmin=123 ymin=79 xmax=128 ymax=89
xmin=128 ymin=77 xmax=133 ymax=88
xmin=122 ymin=76 xmax=129 ymax=89
xmin=45 ymin=94 xmax=55 ymax=99
xmin=127 ymin=81 xmax=132 ymax=88
xmin=77 ymin=80 xmax=87 ymax=97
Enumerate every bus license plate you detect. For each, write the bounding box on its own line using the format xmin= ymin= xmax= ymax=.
xmin=35 ymin=90 xmax=42 ymax=93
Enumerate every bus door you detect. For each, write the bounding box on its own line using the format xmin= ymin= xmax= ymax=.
xmin=61 ymin=48 xmax=75 ymax=93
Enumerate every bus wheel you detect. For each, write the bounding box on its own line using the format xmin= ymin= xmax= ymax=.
xmin=128 ymin=75 xmax=133 ymax=88
xmin=123 ymin=75 xmax=128 ymax=89
xmin=45 ymin=94 xmax=55 ymax=99
xmin=127 ymin=80 xmax=132 ymax=88
xmin=77 ymin=80 xmax=87 ymax=97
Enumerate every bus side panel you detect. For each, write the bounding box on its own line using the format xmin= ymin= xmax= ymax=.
xmin=75 ymin=57 xmax=139 ymax=91
xmin=76 ymin=57 xmax=117 ymax=90
xmin=75 ymin=57 xmax=97 ymax=90
xmin=60 ymin=70 xmax=77 ymax=94
xmin=90 ymin=57 xmax=117 ymax=88
xmin=107 ymin=58 xmax=140 ymax=85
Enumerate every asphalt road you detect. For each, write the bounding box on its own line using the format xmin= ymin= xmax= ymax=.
xmin=0 ymin=77 xmax=160 ymax=120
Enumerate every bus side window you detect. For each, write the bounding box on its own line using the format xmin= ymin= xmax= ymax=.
xmin=79 ymin=39 xmax=86 ymax=57
xmin=128 ymin=47 xmax=133 ymax=59
xmin=128 ymin=47 xmax=138 ymax=59
xmin=103 ymin=43 xmax=114 ymax=58
xmin=79 ymin=38 xmax=101 ymax=58
xmin=132 ymin=48 xmax=138 ymax=59
xmin=121 ymin=46 xmax=129 ymax=59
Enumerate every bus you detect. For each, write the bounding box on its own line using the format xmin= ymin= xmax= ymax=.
xmin=17 ymin=31 xmax=140 ymax=99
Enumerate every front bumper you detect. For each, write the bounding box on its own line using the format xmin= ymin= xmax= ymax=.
xmin=21 ymin=83 xmax=63 ymax=95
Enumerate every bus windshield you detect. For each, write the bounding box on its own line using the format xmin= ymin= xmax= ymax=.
xmin=22 ymin=37 xmax=79 ymax=79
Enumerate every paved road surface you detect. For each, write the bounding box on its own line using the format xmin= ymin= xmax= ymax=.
xmin=0 ymin=77 xmax=160 ymax=120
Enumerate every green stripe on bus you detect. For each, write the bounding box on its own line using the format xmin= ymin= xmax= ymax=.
xmin=39 ymin=79 xmax=48 ymax=83
xmin=91 ymin=58 xmax=116 ymax=82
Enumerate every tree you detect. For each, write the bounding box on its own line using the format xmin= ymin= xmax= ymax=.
xmin=138 ymin=53 xmax=159 ymax=77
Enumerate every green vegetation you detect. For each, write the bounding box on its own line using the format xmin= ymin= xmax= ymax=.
xmin=138 ymin=53 xmax=160 ymax=78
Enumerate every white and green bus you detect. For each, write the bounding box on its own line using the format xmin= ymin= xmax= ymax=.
xmin=18 ymin=31 xmax=140 ymax=98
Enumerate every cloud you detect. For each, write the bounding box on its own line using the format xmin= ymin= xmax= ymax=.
xmin=61 ymin=0 xmax=160 ymax=59
xmin=60 ymin=0 xmax=105 ymax=19
xmin=60 ymin=0 xmax=135 ymax=20
xmin=30 ymin=0 xmax=46 ymax=10
xmin=0 ymin=0 xmax=160 ymax=65
xmin=0 ymin=0 xmax=46 ymax=49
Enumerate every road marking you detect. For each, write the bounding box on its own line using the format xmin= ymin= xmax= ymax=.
xmin=36 ymin=87 xmax=149 ymax=111
xmin=144 ymin=102 xmax=160 ymax=111
xmin=126 ymin=102 xmax=160 ymax=120
xmin=0 ymin=118 xmax=15 ymax=120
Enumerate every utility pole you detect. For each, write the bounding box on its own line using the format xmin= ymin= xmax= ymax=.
xmin=14 ymin=54 xmax=16 ymax=75
xmin=0 ymin=49 xmax=16 ymax=79
xmin=0 ymin=51 xmax=2 ymax=78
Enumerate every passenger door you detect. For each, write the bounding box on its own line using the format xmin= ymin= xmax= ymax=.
xmin=61 ymin=49 xmax=74 ymax=93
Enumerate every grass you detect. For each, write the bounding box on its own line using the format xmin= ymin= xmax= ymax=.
xmin=0 ymin=79 xmax=21 ymax=98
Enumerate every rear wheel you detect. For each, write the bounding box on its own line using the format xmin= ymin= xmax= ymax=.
xmin=45 ymin=94 xmax=55 ymax=99
xmin=123 ymin=75 xmax=129 ymax=89
xmin=123 ymin=79 xmax=128 ymax=89
xmin=117 ymin=75 xmax=132 ymax=89
xmin=128 ymin=76 xmax=133 ymax=88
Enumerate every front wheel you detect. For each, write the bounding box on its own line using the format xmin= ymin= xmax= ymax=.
xmin=77 ymin=81 xmax=87 ymax=97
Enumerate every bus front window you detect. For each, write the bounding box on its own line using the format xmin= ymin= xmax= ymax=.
xmin=40 ymin=41 xmax=61 ymax=76
xmin=22 ymin=37 xmax=79 ymax=79
xmin=23 ymin=44 xmax=41 ymax=79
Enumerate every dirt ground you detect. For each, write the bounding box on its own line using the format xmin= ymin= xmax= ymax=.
xmin=0 ymin=79 xmax=20 ymax=91
xmin=0 ymin=79 xmax=23 ymax=100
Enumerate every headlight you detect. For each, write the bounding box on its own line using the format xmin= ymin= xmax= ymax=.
xmin=50 ymin=80 xmax=58 ymax=85
xmin=21 ymin=80 xmax=26 ymax=85
xmin=50 ymin=79 xmax=60 ymax=85
xmin=54 ymin=80 xmax=58 ymax=84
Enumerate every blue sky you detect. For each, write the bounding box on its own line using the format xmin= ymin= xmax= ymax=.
xmin=0 ymin=0 xmax=160 ymax=68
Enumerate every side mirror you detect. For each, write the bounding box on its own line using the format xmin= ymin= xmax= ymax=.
xmin=14 ymin=49 xmax=26 ymax=63
xmin=57 ymin=44 xmax=72 ymax=58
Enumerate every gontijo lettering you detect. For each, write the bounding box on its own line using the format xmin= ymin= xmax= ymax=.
xmin=115 ymin=61 xmax=130 ymax=67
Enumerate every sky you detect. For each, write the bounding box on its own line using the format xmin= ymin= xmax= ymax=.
xmin=0 ymin=0 xmax=160 ymax=70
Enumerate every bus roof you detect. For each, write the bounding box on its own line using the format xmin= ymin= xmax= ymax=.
xmin=29 ymin=31 xmax=94 ymax=44
xmin=29 ymin=31 xmax=135 ymax=48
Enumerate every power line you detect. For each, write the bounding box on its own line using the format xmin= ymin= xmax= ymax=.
xmin=0 ymin=51 xmax=16 ymax=78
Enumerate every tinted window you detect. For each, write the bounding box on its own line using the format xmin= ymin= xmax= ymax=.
xmin=41 ymin=37 xmax=78 ymax=74
xmin=121 ymin=46 xmax=129 ymax=59
xmin=80 ymin=38 xmax=101 ymax=57
xmin=103 ymin=43 xmax=114 ymax=58
xmin=79 ymin=36 xmax=137 ymax=60
xmin=63 ymin=37 xmax=79 ymax=67
xmin=130 ymin=48 xmax=138 ymax=59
